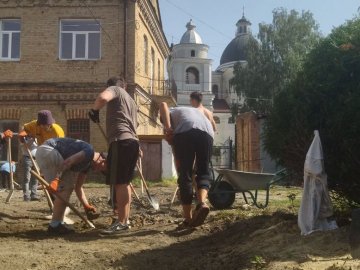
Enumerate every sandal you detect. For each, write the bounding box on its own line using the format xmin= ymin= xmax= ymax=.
xmin=191 ymin=202 xmax=210 ymax=227
xmin=177 ymin=220 xmax=191 ymax=230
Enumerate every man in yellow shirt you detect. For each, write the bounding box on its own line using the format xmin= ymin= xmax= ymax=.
xmin=20 ymin=110 xmax=65 ymax=201
xmin=22 ymin=110 xmax=65 ymax=145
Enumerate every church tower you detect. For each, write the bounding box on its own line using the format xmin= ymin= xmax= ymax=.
xmin=167 ymin=20 xmax=214 ymax=109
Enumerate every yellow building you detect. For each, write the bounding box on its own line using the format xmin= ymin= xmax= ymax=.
xmin=0 ymin=0 xmax=173 ymax=179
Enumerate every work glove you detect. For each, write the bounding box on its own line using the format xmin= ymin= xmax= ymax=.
xmin=18 ymin=130 xmax=28 ymax=143
xmin=84 ymin=204 xmax=100 ymax=220
xmin=47 ymin=178 xmax=60 ymax=193
xmin=88 ymin=109 xmax=100 ymax=123
xmin=3 ymin=129 xmax=13 ymax=138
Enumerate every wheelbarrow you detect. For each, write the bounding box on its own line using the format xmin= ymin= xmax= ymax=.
xmin=208 ymin=168 xmax=287 ymax=209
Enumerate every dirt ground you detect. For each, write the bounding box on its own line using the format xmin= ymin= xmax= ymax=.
xmin=0 ymin=185 xmax=359 ymax=270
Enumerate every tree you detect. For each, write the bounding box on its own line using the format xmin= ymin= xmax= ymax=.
xmin=231 ymin=8 xmax=321 ymax=113
xmin=264 ymin=17 xmax=360 ymax=205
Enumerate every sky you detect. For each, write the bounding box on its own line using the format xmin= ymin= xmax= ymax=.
xmin=159 ymin=0 xmax=360 ymax=67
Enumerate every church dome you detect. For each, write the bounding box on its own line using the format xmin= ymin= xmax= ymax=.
xmin=180 ymin=20 xmax=203 ymax=44
xmin=220 ymin=14 xmax=252 ymax=65
xmin=220 ymin=35 xmax=249 ymax=65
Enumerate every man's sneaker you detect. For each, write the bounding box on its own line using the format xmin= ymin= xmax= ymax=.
xmin=48 ymin=223 xmax=74 ymax=235
xmin=23 ymin=196 xmax=30 ymax=202
xmin=190 ymin=202 xmax=210 ymax=227
xmin=100 ymin=221 xmax=129 ymax=235
xmin=30 ymin=196 xmax=41 ymax=201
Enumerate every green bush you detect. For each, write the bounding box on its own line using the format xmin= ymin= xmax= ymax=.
xmin=264 ymin=17 xmax=360 ymax=204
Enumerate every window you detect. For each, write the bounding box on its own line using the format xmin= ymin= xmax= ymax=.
xmin=0 ymin=20 xmax=21 ymax=60
xmin=67 ymin=119 xmax=90 ymax=142
xmin=157 ymin=59 xmax=161 ymax=91
xmin=185 ymin=67 xmax=199 ymax=84
xmin=214 ymin=116 xmax=220 ymax=124
xmin=150 ymin=48 xmax=155 ymax=93
xmin=60 ymin=20 xmax=101 ymax=60
xmin=143 ymin=35 xmax=148 ymax=74
xmin=0 ymin=120 xmax=19 ymax=161
xmin=191 ymin=50 xmax=195 ymax=57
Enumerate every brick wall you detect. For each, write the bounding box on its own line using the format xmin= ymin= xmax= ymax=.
xmin=0 ymin=0 xmax=124 ymax=83
xmin=0 ymin=0 xmax=169 ymax=182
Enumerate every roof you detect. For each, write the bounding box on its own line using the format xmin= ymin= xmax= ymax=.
xmin=220 ymin=35 xmax=250 ymax=65
xmin=180 ymin=20 xmax=203 ymax=44
xmin=213 ymin=99 xmax=231 ymax=113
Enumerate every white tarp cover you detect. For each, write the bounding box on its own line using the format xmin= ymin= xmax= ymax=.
xmin=298 ymin=130 xmax=338 ymax=235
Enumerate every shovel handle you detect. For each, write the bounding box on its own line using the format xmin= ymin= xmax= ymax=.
xmin=30 ymin=170 xmax=95 ymax=229
xmin=23 ymin=142 xmax=54 ymax=211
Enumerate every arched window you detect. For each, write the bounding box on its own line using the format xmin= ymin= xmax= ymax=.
xmin=143 ymin=35 xmax=148 ymax=74
xmin=150 ymin=47 xmax=155 ymax=93
xmin=185 ymin=67 xmax=199 ymax=84
xmin=212 ymin=84 xmax=219 ymax=99
xmin=214 ymin=116 xmax=220 ymax=124
xmin=158 ymin=59 xmax=161 ymax=90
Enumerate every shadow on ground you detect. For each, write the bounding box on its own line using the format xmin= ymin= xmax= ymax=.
xmin=117 ymin=211 xmax=352 ymax=270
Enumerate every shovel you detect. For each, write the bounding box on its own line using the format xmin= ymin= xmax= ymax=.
xmin=23 ymin=140 xmax=54 ymax=212
xmin=137 ymin=159 xmax=160 ymax=211
xmin=5 ymin=137 xmax=14 ymax=203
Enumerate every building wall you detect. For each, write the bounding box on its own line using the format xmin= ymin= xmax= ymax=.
xmin=0 ymin=0 xmax=170 ymax=179
xmin=0 ymin=0 xmax=124 ymax=83
xmin=161 ymin=139 xmax=177 ymax=179
xmin=213 ymin=112 xmax=235 ymax=145
xmin=133 ymin=1 xmax=167 ymax=96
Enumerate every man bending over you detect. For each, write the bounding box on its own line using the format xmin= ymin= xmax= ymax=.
xmin=35 ymin=137 xmax=106 ymax=235
xmin=160 ymin=103 xmax=214 ymax=227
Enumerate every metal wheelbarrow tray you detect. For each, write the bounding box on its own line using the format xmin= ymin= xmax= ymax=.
xmin=208 ymin=168 xmax=287 ymax=209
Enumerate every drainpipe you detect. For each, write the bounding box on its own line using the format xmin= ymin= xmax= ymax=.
xmin=123 ymin=0 xmax=128 ymax=80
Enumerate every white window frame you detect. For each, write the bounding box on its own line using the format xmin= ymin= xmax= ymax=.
xmin=0 ymin=19 xmax=21 ymax=61
xmin=59 ymin=19 xmax=101 ymax=61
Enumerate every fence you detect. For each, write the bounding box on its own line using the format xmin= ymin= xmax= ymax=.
xmin=211 ymin=139 xmax=234 ymax=169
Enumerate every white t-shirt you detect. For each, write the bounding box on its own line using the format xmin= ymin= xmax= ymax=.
xmin=170 ymin=107 xmax=214 ymax=138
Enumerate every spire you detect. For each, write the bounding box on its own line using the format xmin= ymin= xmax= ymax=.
xmin=186 ymin=19 xmax=196 ymax=31
xmin=180 ymin=19 xmax=203 ymax=44
xmin=236 ymin=9 xmax=251 ymax=37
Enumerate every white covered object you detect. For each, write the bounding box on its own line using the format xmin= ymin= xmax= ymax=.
xmin=298 ymin=130 xmax=338 ymax=235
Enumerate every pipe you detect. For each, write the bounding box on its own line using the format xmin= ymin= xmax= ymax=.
xmin=123 ymin=0 xmax=128 ymax=80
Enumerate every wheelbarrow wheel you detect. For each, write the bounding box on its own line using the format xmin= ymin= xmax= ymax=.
xmin=208 ymin=181 xmax=235 ymax=210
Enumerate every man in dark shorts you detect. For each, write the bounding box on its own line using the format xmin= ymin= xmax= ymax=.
xmin=160 ymin=102 xmax=214 ymax=227
xmin=89 ymin=76 xmax=139 ymax=235
xmin=35 ymin=137 xmax=107 ymax=235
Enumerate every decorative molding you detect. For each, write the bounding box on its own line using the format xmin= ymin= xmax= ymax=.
xmin=0 ymin=108 xmax=21 ymax=120
xmin=0 ymin=0 xmax=119 ymax=8
xmin=0 ymin=91 xmax=98 ymax=103
xmin=66 ymin=108 xmax=88 ymax=119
